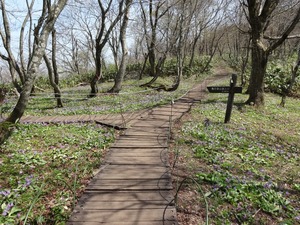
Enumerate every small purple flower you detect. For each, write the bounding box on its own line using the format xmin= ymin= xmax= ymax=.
xmin=264 ymin=181 xmax=272 ymax=189
xmin=2 ymin=202 xmax=14 ymax=216
xmin=23 ymin=175 xmax=33 ymax=188
xmin=295 ymin=215 xmax=300 ymax=221
xmin=0 ymin=190 xmax=11 ymax=197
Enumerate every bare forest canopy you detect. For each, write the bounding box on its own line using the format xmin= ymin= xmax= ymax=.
xmin=0 ymin=0 xmax=300 ymax=122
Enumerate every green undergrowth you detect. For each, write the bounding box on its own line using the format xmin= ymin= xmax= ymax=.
xmin=0 ymin=123 xmax=114 ymax=224
xmin=175 ymin=82 xmax=300 ymax=224
xmin=1 ymin=75 xmax=205 ymax=117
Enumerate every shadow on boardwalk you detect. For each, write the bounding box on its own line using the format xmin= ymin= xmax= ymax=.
xmin=4 ymin=74 xmax=229 ymax=224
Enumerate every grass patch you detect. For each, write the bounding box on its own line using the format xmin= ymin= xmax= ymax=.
xmin=174 ymin=83 xmax=300 ymax=224
xmin=0 ymin=123 xmax=114 ymax=224
xmin=1 ymin=76 xmax=202 ymax=117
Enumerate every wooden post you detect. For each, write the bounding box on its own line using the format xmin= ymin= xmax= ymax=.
xmin=224 ymin=74 xmax=237 ymax=123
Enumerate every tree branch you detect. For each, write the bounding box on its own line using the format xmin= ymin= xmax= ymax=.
xmin=259 ymin=0 xmax=279 ymax=22
xmin=268 ymin=5 xmax=300 ymax=52
xmin=264 ymin=34 xmax=300 ymax=40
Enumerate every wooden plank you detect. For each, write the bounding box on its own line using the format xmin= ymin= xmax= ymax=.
xmin=114 ymin=137 xmax=165 ymax=142
xmin=112 ymin=143 xmax=168 ymax=148
xmin=112 ymin=138 xmax=168 ymax=147
xmin=147 ymin=115 xmax=173 ymax=120
xmin=74 ymin=201 xmax=174 ymax=210
xmin=88 ymin=178 xmax=171 ymax=185
xmin=86 ymin=186 xmax=172 ymax=191
xmin=86 ymin=180 xmax=172 ymax=191
xmin=123 ymin=130 xmax=169 ymax=136
xmin=116 ymin=136 xmax=168 ymax=141
xmin=107 ymin=156 xmax=167 ymax=166
xmin=67 ymin=220 xmax=177 ymax=225
xmin=149 ymin=111 xmax=184 ymax=117
xmin=109 ymin=147 xmax=167 ymax=150
xmin=78 ymin=191 xmax=174 ymax=202
xmin=68 ymin=208 xmax=176 ymax=223
xmin=107 ymin=148 xmax=167 ymax=157
xmin=131 ymin=123 xmax=169 ymax=128
xmin=94 ymin=166 xmax=170 ymax=179
xmin=127 ymin=126 xmax=168 ymax=131
xmin=94 ymin=173 xmax=170 ymax=180
xmin=152 ymin=107 xmax=189 ymax=112
xmin=33 ymin=116 xmax=50 ymax=123
xmin=117 ymin=136 xmax=168 ymax=140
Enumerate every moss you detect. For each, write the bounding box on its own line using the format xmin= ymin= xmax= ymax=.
xmin=0 ymin=122 xmax=15 ymax=145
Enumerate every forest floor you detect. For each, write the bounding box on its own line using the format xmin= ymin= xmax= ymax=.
xmin=1 ymin=70 xmax=299 ymax=224
xmin=169 ymin=77 xmax=300 ymax=224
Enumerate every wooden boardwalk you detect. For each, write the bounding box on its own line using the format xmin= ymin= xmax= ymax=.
xmin=66 ymin=79 xmax=212 ymax=225
xmin=20 ymin=110 xmax=149 ymax=129
xmin=18 ymin=76 xmax=223 ymax=224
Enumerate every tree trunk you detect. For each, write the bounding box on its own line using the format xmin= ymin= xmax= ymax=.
xmin=43 ymin=54 xmax=63 ymax=108
xmin=241 ymin=38 xmax=251 ymax=86
xmin=90 ymin=47 xmax=102 ymax=97
xmin=4 ymin=0 xmax=68 ymax=123
xmin=108 ymin=0 xmax=132 ymax=93
xmin=148 ymin=47 xmax=156 ymax=77
xmin=280 ymin=48 xmax=300 ymax=107
xmin=189 ymin=35 xmax=201 ymax=68
xmin=140 ymin=56 xmax=165 ymax=87
xmin=139 ymin=53 xmax=149 ymax=80
xmin=109 ymin=51 xmax=126 ymax=93
xmin=51 ymin=29 xmax=63 ymax=107
xmin=89 ymin=0 xmax=128 ymax=97
xmin=6 ymin=77 xmax=34 ymax=123
xmin=245 ymin=43 xmax=268 ymax=106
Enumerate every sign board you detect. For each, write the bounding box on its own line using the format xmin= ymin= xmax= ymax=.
xmin=207 ymin=86 xmax=242 ymax=93
xmin=206 ymin=74 xmax=242 ymax=123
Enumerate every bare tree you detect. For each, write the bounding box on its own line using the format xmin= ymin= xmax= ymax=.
xmin=89 ymin=0 xmax=130 ymax=97
xmin=139 ymin=0 xmax=171 ymax=87
xmin=186 ymin=0 xmax=222 ymax=68
xmin=0 ymin=0 xmax=68 ymax=123
xmin=242 ymin=0 xmax=300 ymax=106
xmin=108 ymin=27 xmax=121 ymax=71
xmin=0 ymin=0 xmax=36 ymax=93
xmin=108 ymin=0 xmax=133 ymax=93
xmin=43 ymin=29 xmax=63 ymax=108
xmin=280 ymin=48 xmax=300 ymax=107
xmin=57 ymin=2 xmax=96 ymax=75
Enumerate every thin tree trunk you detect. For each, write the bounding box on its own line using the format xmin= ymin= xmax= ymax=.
xmin=139 ymin=53 xmax=149 ymax=80
xmin=109 ymin=0 xmax=132 ymax=93
xmin=241 ymin=38 xmax=251 ymax=86
xmin=51 ymin=30 xmax=63 ymax=107
xmin=189 ymin=34 xmax=201 ymax=68
xmin=280 ymin=48 xmax=300 ymax=107
xmin=90 ymin=46 xmax=102 ymax=97
xmin=140 ymin=56 xmax=165 ymax=87
xmin=148 ymin=47 xmax=156 ymax=77
xmin=6 ymin=76 xmax=34 ymax=123
xmin=44 ymin=54 xmax=63 ymax=108
xmin=89 ymin=0 xmax=128 ymax=97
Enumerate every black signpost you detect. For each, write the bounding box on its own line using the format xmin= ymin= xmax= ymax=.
xmin=207 ymin=74 xmax=242 ymax=123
